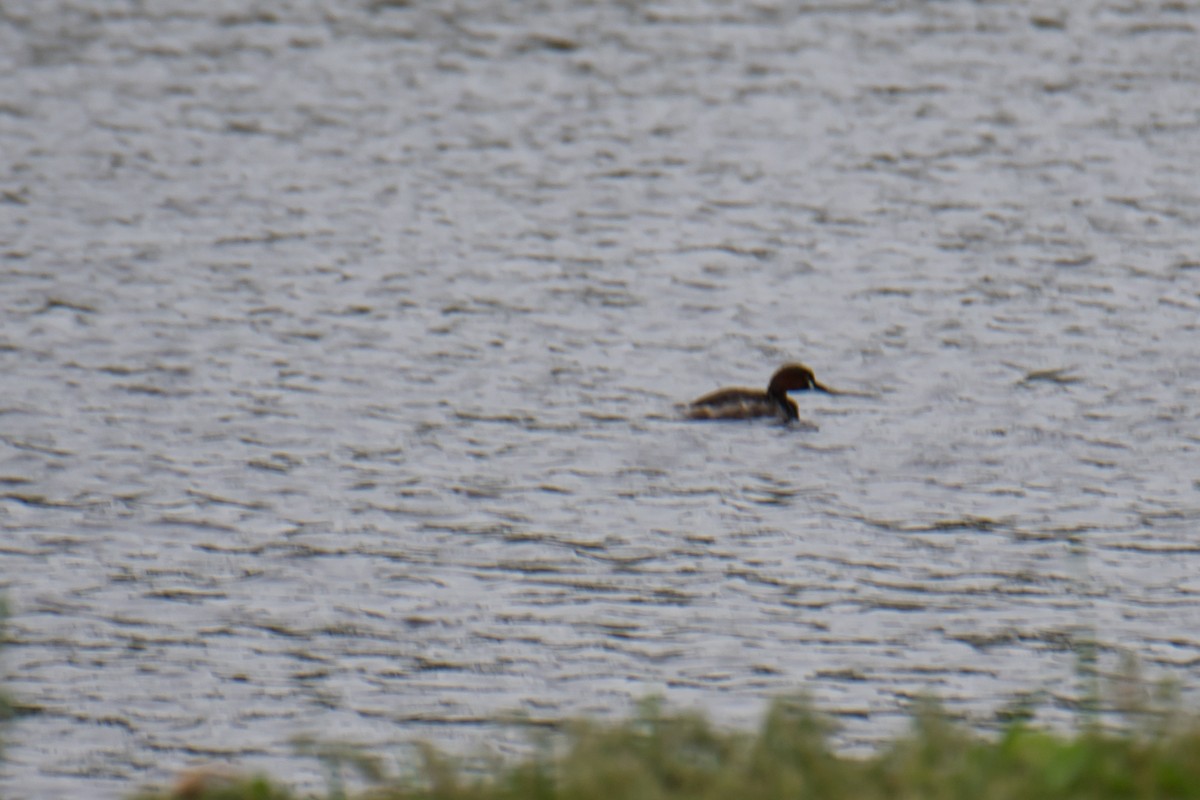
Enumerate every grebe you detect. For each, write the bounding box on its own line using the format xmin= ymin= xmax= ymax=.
xmin=686 ymin=363 xmax=832 ymax=422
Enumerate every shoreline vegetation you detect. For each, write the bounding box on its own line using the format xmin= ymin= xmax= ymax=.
xmin=132 ymin=683 xmax=1200 ymax=800
xmin=5 ymin=601 xmax=1199 ymax=798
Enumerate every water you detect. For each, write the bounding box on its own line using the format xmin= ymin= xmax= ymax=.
xmin=2 ymin=1 xmax=1200 ymax=796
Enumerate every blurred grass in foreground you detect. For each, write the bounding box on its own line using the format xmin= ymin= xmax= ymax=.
xmin=2 ymin=592 xmax=1194 ymax=799
xmin=133 ymin=687 xmax=1200 ymax=800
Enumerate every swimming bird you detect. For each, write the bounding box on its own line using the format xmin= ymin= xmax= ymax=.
xmin=686 ymin=363 xmax=832 ymax=422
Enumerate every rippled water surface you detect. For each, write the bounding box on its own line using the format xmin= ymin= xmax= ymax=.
xmin=3 ymin=1 xmax=1200 ymax=797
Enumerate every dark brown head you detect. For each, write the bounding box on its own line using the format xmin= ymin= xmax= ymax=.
xmin=767 ymin=363 xmax=831 ymax=398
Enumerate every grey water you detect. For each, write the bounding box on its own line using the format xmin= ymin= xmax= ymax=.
xmin=2 ymin=1 xmax=1199 ymax=797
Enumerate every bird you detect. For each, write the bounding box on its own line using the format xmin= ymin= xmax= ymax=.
xmin=685 ymin=363 xmax=832 ymax=422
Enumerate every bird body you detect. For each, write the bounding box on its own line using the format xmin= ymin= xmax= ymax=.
xmin=686 ymin=364 xmax=831 ymax=422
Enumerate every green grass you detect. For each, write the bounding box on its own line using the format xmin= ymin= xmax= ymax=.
xmin=131 ymin=692 xmax=1200 ymax=800
xmin=3 ymin=590 xmax=1196 ymax=800
xmin=0 ymin=589 xmax=1189 ymax=800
